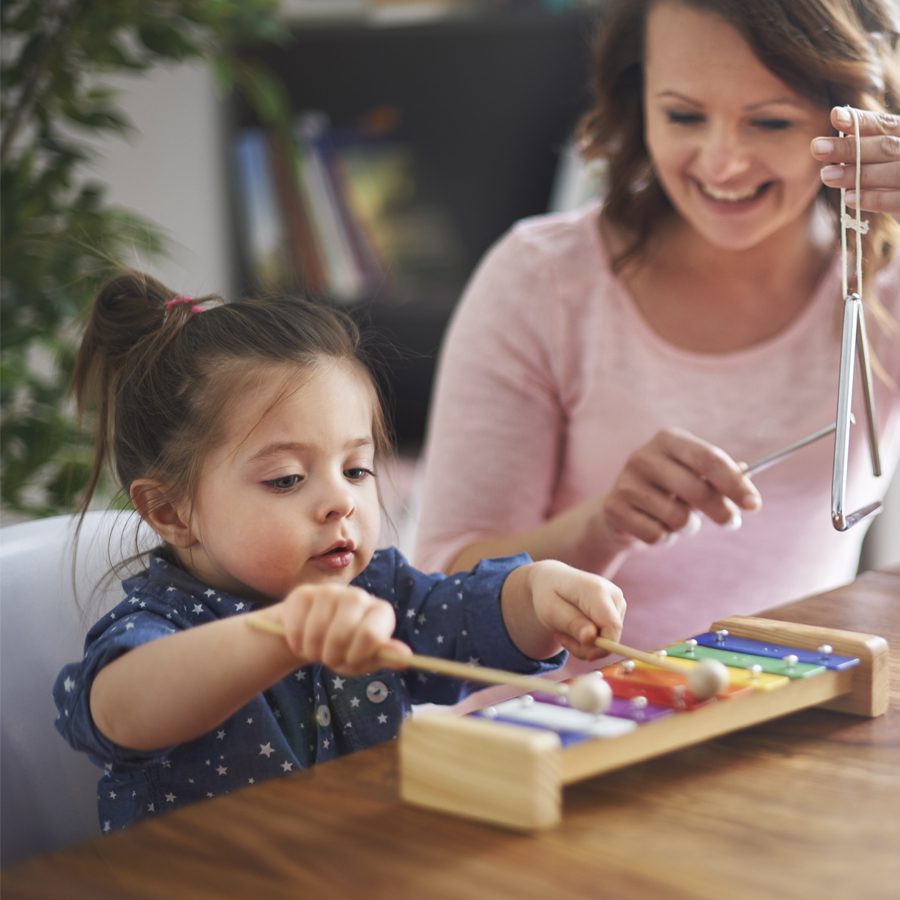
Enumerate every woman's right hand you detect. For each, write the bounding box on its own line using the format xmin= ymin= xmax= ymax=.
xmin=597 ymin=427 xmax=762 ymax=548
xmin=270 ymin=584 xmax=411 ymax=675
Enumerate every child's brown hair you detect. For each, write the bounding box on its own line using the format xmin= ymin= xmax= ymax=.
xmin=70 ymin=270 xmax=392 ymax=523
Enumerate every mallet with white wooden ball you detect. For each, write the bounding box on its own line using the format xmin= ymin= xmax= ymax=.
xmin=593 ymin=636 xmax=731 ymax=699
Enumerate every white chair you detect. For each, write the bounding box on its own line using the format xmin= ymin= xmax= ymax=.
xmin=0 ymin=510 xmax=154 ymax=867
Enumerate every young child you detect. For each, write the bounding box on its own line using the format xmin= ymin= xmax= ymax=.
xmin=54 ymin=271 xmax=626 ymax=832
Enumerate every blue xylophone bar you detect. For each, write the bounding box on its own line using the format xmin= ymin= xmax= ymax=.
xmin=689 ymin=632 xmax=859 ymax=670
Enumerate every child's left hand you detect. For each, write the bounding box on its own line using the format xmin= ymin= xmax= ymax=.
xmin=502 ymin=560 xmax=626 ymax=663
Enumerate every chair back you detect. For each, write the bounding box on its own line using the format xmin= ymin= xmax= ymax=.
xmin=0 ymin=511 xmax=153 ymax=867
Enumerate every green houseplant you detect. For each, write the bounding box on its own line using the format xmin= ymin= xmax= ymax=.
xmin=1 ymin=0 xmax=288 ymax=516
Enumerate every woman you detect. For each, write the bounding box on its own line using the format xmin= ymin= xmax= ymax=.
xmin=415 ymin=0 xmax=900 ymax=651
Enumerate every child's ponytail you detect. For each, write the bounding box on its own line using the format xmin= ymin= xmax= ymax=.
xmin=70 ymin=270 xmax=194 ymax=515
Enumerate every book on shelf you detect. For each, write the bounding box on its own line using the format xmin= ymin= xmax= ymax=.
xmin=232 ymin=107 xmax=464 ymax=304
xmin=232 ymin=128 xmax=292 ymax=290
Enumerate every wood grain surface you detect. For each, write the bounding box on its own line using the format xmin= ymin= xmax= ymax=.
xmin=3 ymin=566 xmax=899 ymax=900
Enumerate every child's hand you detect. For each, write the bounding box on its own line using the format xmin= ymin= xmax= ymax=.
xmin=268 ymin=584 xmax=411 ymax=675
xmin=502 ymin=560 xmax=626 ymax=663
xmin=527 ymin=560 xmax=626 ymax=660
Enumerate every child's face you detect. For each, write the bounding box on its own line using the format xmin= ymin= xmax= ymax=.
xmin=643 ymin=1 xmax=831 ymax=253
xmin=176 ymin=359 xmax=382 ymax=602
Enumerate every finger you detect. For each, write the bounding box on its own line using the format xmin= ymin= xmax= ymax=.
xmin=377 ymin=638 xmax=413 ymax=669
xmin=342 ymin=600 xmax=397 ymax=669
xmin=831 ymin=106 xmax=900 ymax=138
xmin=299 ymin=590 xmax=345 ymax=662
xmin=555 ymin=579 xmax=625 ymax=646
xmin=557 ymin=633 xmax=609 ymax=661
xmin=819 ymin=156 xmax=900 ymax=188
xmin=278 ymin=586 xmax=318 ymax=656
xmin=662 ymin=433 xmax=761 ymax=513
xmin=319 ymin=596 xmax=371 ymax=669
xmin=604 ymin=480 xmax=692 ymax=544
xmin=634 ymin=445 xmax=756 ymax=527
xmin=843 ymin=187 xmax=900 ymax=216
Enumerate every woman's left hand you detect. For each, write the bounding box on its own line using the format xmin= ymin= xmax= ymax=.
xmin=812 ymin=106 xmax=900 ymax=217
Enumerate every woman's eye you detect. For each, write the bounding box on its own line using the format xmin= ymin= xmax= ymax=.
xmin=265 ymin=474 xmax=303 ymax=491
xmin=665 ymin=110 xmax=704 ymax=125
xmin=345 ymin=467 xmax=375 ymax=482
xmin=752 ymin=118 xmax=791 ymax=131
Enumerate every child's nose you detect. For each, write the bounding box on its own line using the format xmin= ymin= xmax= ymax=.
xmin=316 ymin=478 xmax=355 ymax=522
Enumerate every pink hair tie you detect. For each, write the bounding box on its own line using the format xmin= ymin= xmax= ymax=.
xmin=165 ymin=295 xmax=204 ymax=314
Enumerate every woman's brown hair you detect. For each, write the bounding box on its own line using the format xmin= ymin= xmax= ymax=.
xmin=577 ymin=0 xmax=900 ymax=285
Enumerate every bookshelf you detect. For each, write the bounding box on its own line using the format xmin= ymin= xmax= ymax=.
xmin=227 ymin=6 xmax=602 ymax=446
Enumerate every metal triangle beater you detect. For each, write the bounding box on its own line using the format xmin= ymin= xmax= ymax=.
xmin=831 ymin=291 xmax=882 ymax=530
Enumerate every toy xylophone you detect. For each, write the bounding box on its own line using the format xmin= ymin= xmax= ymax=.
xmin=398 ymin=616 xmax=889 ymax=830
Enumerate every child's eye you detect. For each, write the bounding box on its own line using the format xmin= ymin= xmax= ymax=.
xmin=344 ymin=467 xmax=375 ymax=482
xmin=665 ymin=110 xmax=704 ymax=125
xmin=264 ymin=474 xmax=303 ymax=491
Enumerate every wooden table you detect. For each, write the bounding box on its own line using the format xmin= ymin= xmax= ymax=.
xmin=4 ymin=568 xmax=899 ymax=900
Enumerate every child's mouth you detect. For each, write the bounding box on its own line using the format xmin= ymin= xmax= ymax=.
xmin=312 ymin=544 xmax=355 ymax=569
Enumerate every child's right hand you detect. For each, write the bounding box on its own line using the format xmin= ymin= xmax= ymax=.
xmin=264 ymin=584 xmax=412 ymax=675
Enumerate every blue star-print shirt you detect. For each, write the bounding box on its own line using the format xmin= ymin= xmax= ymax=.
xmin=54 ymin=547 xmax=563 ymax=832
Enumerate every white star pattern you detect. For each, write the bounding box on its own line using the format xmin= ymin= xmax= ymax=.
xmin=216 ymin=765 xmax=228 ymax=776
xmin=63 ymin=676 xmax=75 ymax=692
xmin=281 ymin=761 xmax=293 ymax=772
xmin=192 ymin=603 xmax=204 ymax=615
xmin=259 ymin=743 xmax=275 ymax=757
xmin=377 ymin=714 xmax=388 ymax=724
xmin=350 ymin=697 xmax=361 ymax=708
xmin=332 ymin=676 xmax=345 ymax=690
xmin=217 ymin=729 xmax=225 ymax=740
xmin=165 ymin=793 xmax=176 ymax=803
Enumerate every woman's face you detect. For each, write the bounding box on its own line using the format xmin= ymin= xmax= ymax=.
xmin=643 ymin=0 xmax=832 ymax=252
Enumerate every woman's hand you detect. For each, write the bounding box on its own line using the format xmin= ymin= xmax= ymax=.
xmin=270 ymin=583 xmax=410 ymax=675
xmin=812 ymin=106 xmax=900 ymax=217
xmin=598 ymin=427 xmax=762 ymax=548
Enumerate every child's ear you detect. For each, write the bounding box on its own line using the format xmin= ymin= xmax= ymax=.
xmin=129 ymin=479 xmax=194 ymax=548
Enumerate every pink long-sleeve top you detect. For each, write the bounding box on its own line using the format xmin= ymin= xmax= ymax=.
xmin=415 ymin=202 xmax=900 ymax=652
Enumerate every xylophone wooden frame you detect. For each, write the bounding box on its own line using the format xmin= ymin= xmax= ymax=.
xmin=398 ymin=616 xmax=889 ymax=830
